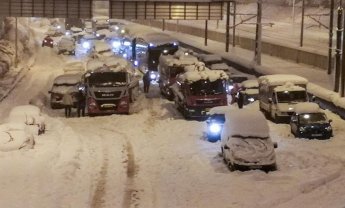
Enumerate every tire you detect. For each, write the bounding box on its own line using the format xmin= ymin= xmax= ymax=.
xmin=228 ymin=162 xmax=236 ymax=172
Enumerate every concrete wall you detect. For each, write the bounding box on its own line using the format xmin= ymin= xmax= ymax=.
xmin=135 ymin=20 xmax=331 ymax=70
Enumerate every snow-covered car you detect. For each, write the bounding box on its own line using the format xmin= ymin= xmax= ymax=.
xmin=8 ymin=105 xmax=46 ymax=136
xmin=63 ymin=61 xmax=85 ymax=74
xmin=45 ymin=25 xmax=64 ymax=37
xmin=49 ymin=73 xmax=82 ymax=109
xmin=57 ymin=36 xmax=76 ymax=55
xmin=237 ymin=79 xmax=259 ymax=106
xmin=92 ymin=16 xmax=110 ymax=31
xmin=42 ymin=36 xmax=54 ymax=48
xmin=198 ymin=54 xmax=230 ymax=71
xmin=0 ymin=122 xmax=35 ymax=152
xmin=290 ymin=103 xmax=333 ymax=139
xmin=91 ymin=41 xmax=114 ymax=59
xmin=221 ymin=109 xmax=277 ymax=171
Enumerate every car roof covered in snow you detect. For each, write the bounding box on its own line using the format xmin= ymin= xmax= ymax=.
xmin=294 ymin=102 xmax=321 ymax=114
xmin=94 ymin=41 xmax=111 ymax=52
xmin=86 ymin=56 xmax=133 ymax=73
xmin=210 ymin=63 xmax=229 ymax=71
xmin=241 ymin=79 xmax=259 ymax=89
xmin=258 ymin=74 xmax=308 ymax=86
xmin=53 ymin=73 xmax=82 ymax=85
xmin=223 ymin=109 xmax=269 ymax=138
xmin=274 ymin=83 xmax=306 ymax=92
xmin=63 ymin=61 xmax=85 ymax=73
xmin=159 ymin=54 xmax=199 ymax=67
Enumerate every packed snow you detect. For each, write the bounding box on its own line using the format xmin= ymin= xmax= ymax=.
xmin=2 ymin=8 xmax=345 ymax=208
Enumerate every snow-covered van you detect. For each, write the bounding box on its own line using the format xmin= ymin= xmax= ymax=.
xmin=82 ymin=57 xmax=139 ymax=116
xmin=258 ymin=74 xmax=309 ymax=122
xmin=171 ymin=64 xmax=229 ymax=119
xmin=158 ymin=51 xmax=200 ymax=100
xmin=57 ymin=36 xmax=75 ymax=55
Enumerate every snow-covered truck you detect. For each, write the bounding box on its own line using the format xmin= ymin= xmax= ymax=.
xmin=258 ymin=74 xmax=309 ymax=122
xmin=171 ymin=64 xmax=229 ymax=119
xmin=158 ymin=51 xmax=200 ymax=100
xmin=82 ymin=57 xmax=139 ymax=116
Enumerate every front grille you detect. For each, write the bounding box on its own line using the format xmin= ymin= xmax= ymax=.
xmin=94 ymin=91 xmax=122 ymax=99
xmin=96 ymin=99 xmax=119 ymax=110
xmin=196 ymin=99 xmax=221 ymax=105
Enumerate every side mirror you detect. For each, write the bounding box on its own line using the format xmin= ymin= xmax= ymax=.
xmin=273 ymin=142 xmax=278 ymax=148
xmin=311 ymin=95 xmax=316 ymax=102
xmin=268 ymin=98 xmax=272 ymax=103
xmin=223 ymin=144 xmax=230 ymax=150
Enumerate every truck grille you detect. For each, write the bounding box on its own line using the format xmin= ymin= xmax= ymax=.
xmin=96 ymin=99 xmax=120 ymax=110
xmin=195 ymin=99 xmax=221 ymax=105
xmin=94 ymin=91 xmax=122 ymax=99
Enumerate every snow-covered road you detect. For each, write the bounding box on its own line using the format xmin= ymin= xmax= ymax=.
xmin=1 ymin=20 xmax=345 ymax=208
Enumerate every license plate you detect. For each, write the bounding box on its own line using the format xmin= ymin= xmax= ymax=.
xmin=312 ymin=134 xmax=322 ymax=137
xmin=249 ymin=165 xmax=262 ymax=169
xmin=101 ymin=104 xmax=116 ymax=108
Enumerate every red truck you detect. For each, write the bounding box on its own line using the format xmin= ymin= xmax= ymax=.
xmin=171 ymin=65 xmax=229 ymax=119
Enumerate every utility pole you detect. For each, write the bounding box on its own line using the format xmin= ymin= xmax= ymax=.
xmin=328 ymin=0 xmax=335 ymax=74
xmin=15 ymin=17 xmax=18 ymax=68
xmin=335 ymin=6 xmax=343 ymax=92
xmin=205 ymin=20 xmax=208 ymax=46
xmin=341 ymin=7 xmax=345 ymax=96
xmin=300 ymin=0 xmax=305 ymax=47
xmin=232 ymin=1 xmax=236 ymax=47
xmin=254 ymin=0 xmax=262 ymax=65
xmin=292 ymin=0 xmax=296 ymax=23
xmin=225 ymin=1 xmax=230 ymax=52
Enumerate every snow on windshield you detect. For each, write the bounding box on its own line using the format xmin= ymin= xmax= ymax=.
xmin=223 ymin=109 xmax=269 ymax=138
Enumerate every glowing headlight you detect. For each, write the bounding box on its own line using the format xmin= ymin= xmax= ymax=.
xmin=82 ymin=42 xmax=91 ymax=49
xmin=57 ymin=25 xmax=61 ymax=29
xmin=114 ymin=26 xmax=119 ymax=30
xmin=228 ymin=85 xmax=234 ymax=91
xmin=163 ymin=49 xmax=168 ymax=54
xmin=325 ymin=126 xmax=332 ymax=131
xmin=150 ymin=73 xmax=157 ymax=80
xmin=65 ymin=31 xmax=71 ymax=36
xmin=112 ymin=41 xmax=121 ymax=48
xmin=149 ymin=43 xmax=154 ymax=47
xmin=248 ymin=97 xmax=255 ymax=102
xmin=123 ymin=41 xmax=131 ymax=46
xmin=44 ymin=40 xmax=47 ymax=42
xmin=122 ymin=53 xmax=127 ymax=58
xmin=288 ymin=107 xmax=294 ymax=111
xmin=173 ymin=42 xmax=178 ymax=46
xmin=209 ymin=123 xmax=222 ymax=134
xmin=134 ymin=60 xmax=138 ymax=66
xmin=121 ymin=29 xmax=125 ymax=34
xmin=96 ymin=33 xmax=100 ymax=37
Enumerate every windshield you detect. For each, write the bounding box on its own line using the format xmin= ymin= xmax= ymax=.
xmin=276 ymin=90 xmax=307 ymax=103
xmin=53 ymin=83 xmax=77 ymax=87
xmin=148 ymin=44 xmax=178 ymax=67
xmin=189 ymin=80 xmax=225 ymax=96
xmin=299 ymin=113 xmax=327 ymax=125
xmin=87 ymin=72 xmax=127 ymax=87
xmin=170 ymin=66 xmax=185 ymax=78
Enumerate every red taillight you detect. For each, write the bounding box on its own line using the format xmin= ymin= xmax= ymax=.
xmin=88 ymin=97 xmax=97 ymax=108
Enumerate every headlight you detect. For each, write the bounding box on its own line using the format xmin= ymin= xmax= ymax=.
xmin=150 ymin=73 xmax=157 ymax=80
xmin=299 ymin=126 xmax=306 ymax=132
xmin=248 ymin=97 xmax=255 ymax=102
xmin=121 ymin=29 xmax=125 ymax=34
xmin=112 ymin=41 xmax=121 ymax=48
xmin=96 ymin=33 xmax=100 ymax=37
xmin=82 ymin=42 xmax=91 ymax=49
xmin=44 ymin=40 xmax=47 ymax=42
xmin=209 ymin=123 xmax=222 ymax=134
xmin=123 ymin=41 xmax=131 ymax=46
xmin=122 ymin=53 xmax=127 ymax=58
xmin=114 ymin=26 xmax=119 ymax=31
xmin=228 ymin=85 xmax=234 ymax=91
xmin=134 ymin=60 xmax=138 ymax=66
xmin=325 ymin=126 xmax=332 ymax=131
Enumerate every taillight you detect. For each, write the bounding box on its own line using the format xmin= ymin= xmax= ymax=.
xmin=88 ymin=97 xmax=97 ymax=108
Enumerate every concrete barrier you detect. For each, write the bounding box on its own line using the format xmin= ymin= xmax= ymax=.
xmin=135 ymin=20 xmax=331 ymax=71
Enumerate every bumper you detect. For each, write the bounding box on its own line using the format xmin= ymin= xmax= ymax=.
xmin=298 ymin=131 xmax=332 ymax=139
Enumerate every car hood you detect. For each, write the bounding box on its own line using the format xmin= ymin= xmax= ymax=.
xmin=276 ymin=103 xmax=296 ymax=112
xmin=228 ymin=137 xmax=276 ymax=164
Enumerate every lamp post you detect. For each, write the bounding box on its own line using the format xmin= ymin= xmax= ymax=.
xmin=254 ymin=0 xmax=262 ymax=65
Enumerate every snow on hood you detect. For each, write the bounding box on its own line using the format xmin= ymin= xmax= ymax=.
xmin=209 ymin=106 xmax=231 ymax=115
xmin=53 ymin=73 xmax=82 ymax=85
xmin=294 ymin=102 xmax=320 ymax=114
xmin=94 ymin=41 xmax=111 ymax=52
xmin=96 ymin=29 xmax=111 ymax=36
xmin=228 ymin=137 xmax=276 ymax=165
xmin=258 ymin=74 xmax=308 ymax=86
xmin=70 ymin=27 xmax=83 ymax=33
xmin=223 ymin=109 xmax=269 ymax=138
xmin=86 ymin=59 xmax=105 ymax=71
xmin=179 ymin=65 xmax=229 ymax=83
xmin=87 ymin=56 xmax=132 ymax=73
xmin=274 ymin=82 xmax=306 ymax=92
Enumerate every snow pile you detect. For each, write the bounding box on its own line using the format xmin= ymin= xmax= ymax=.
xmin=223 ymin=109 xmax=269 ymax=138
xmin=159 ymin=53 xmax=199 ymax=67
xmin=294 ymin=102 xmax=321 ymax=114
xmin=0 ymin=122 xmax=34 ymax=152
xmin=241 ymin=79 xmax=259 ymax=89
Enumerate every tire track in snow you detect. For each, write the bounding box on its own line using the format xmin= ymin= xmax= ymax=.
xmin=122 ymin=140 xmax=138 ymax=208
xmin=91 ymin=140 xmax=109 ymax=208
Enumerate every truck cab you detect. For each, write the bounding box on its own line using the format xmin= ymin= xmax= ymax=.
xmin=171 ymin=65 xmax=229 ymax=119
xmin=258 ymin=74 xmax=309 ymax=123
xmin=82 ymin=59 xmax=139 ymax=116
xmin=158 ymin=52 xmax=200 ymax=100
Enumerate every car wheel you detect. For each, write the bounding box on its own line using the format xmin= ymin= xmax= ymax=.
xmin=228 ymin=162 xmax=236 ymax=172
